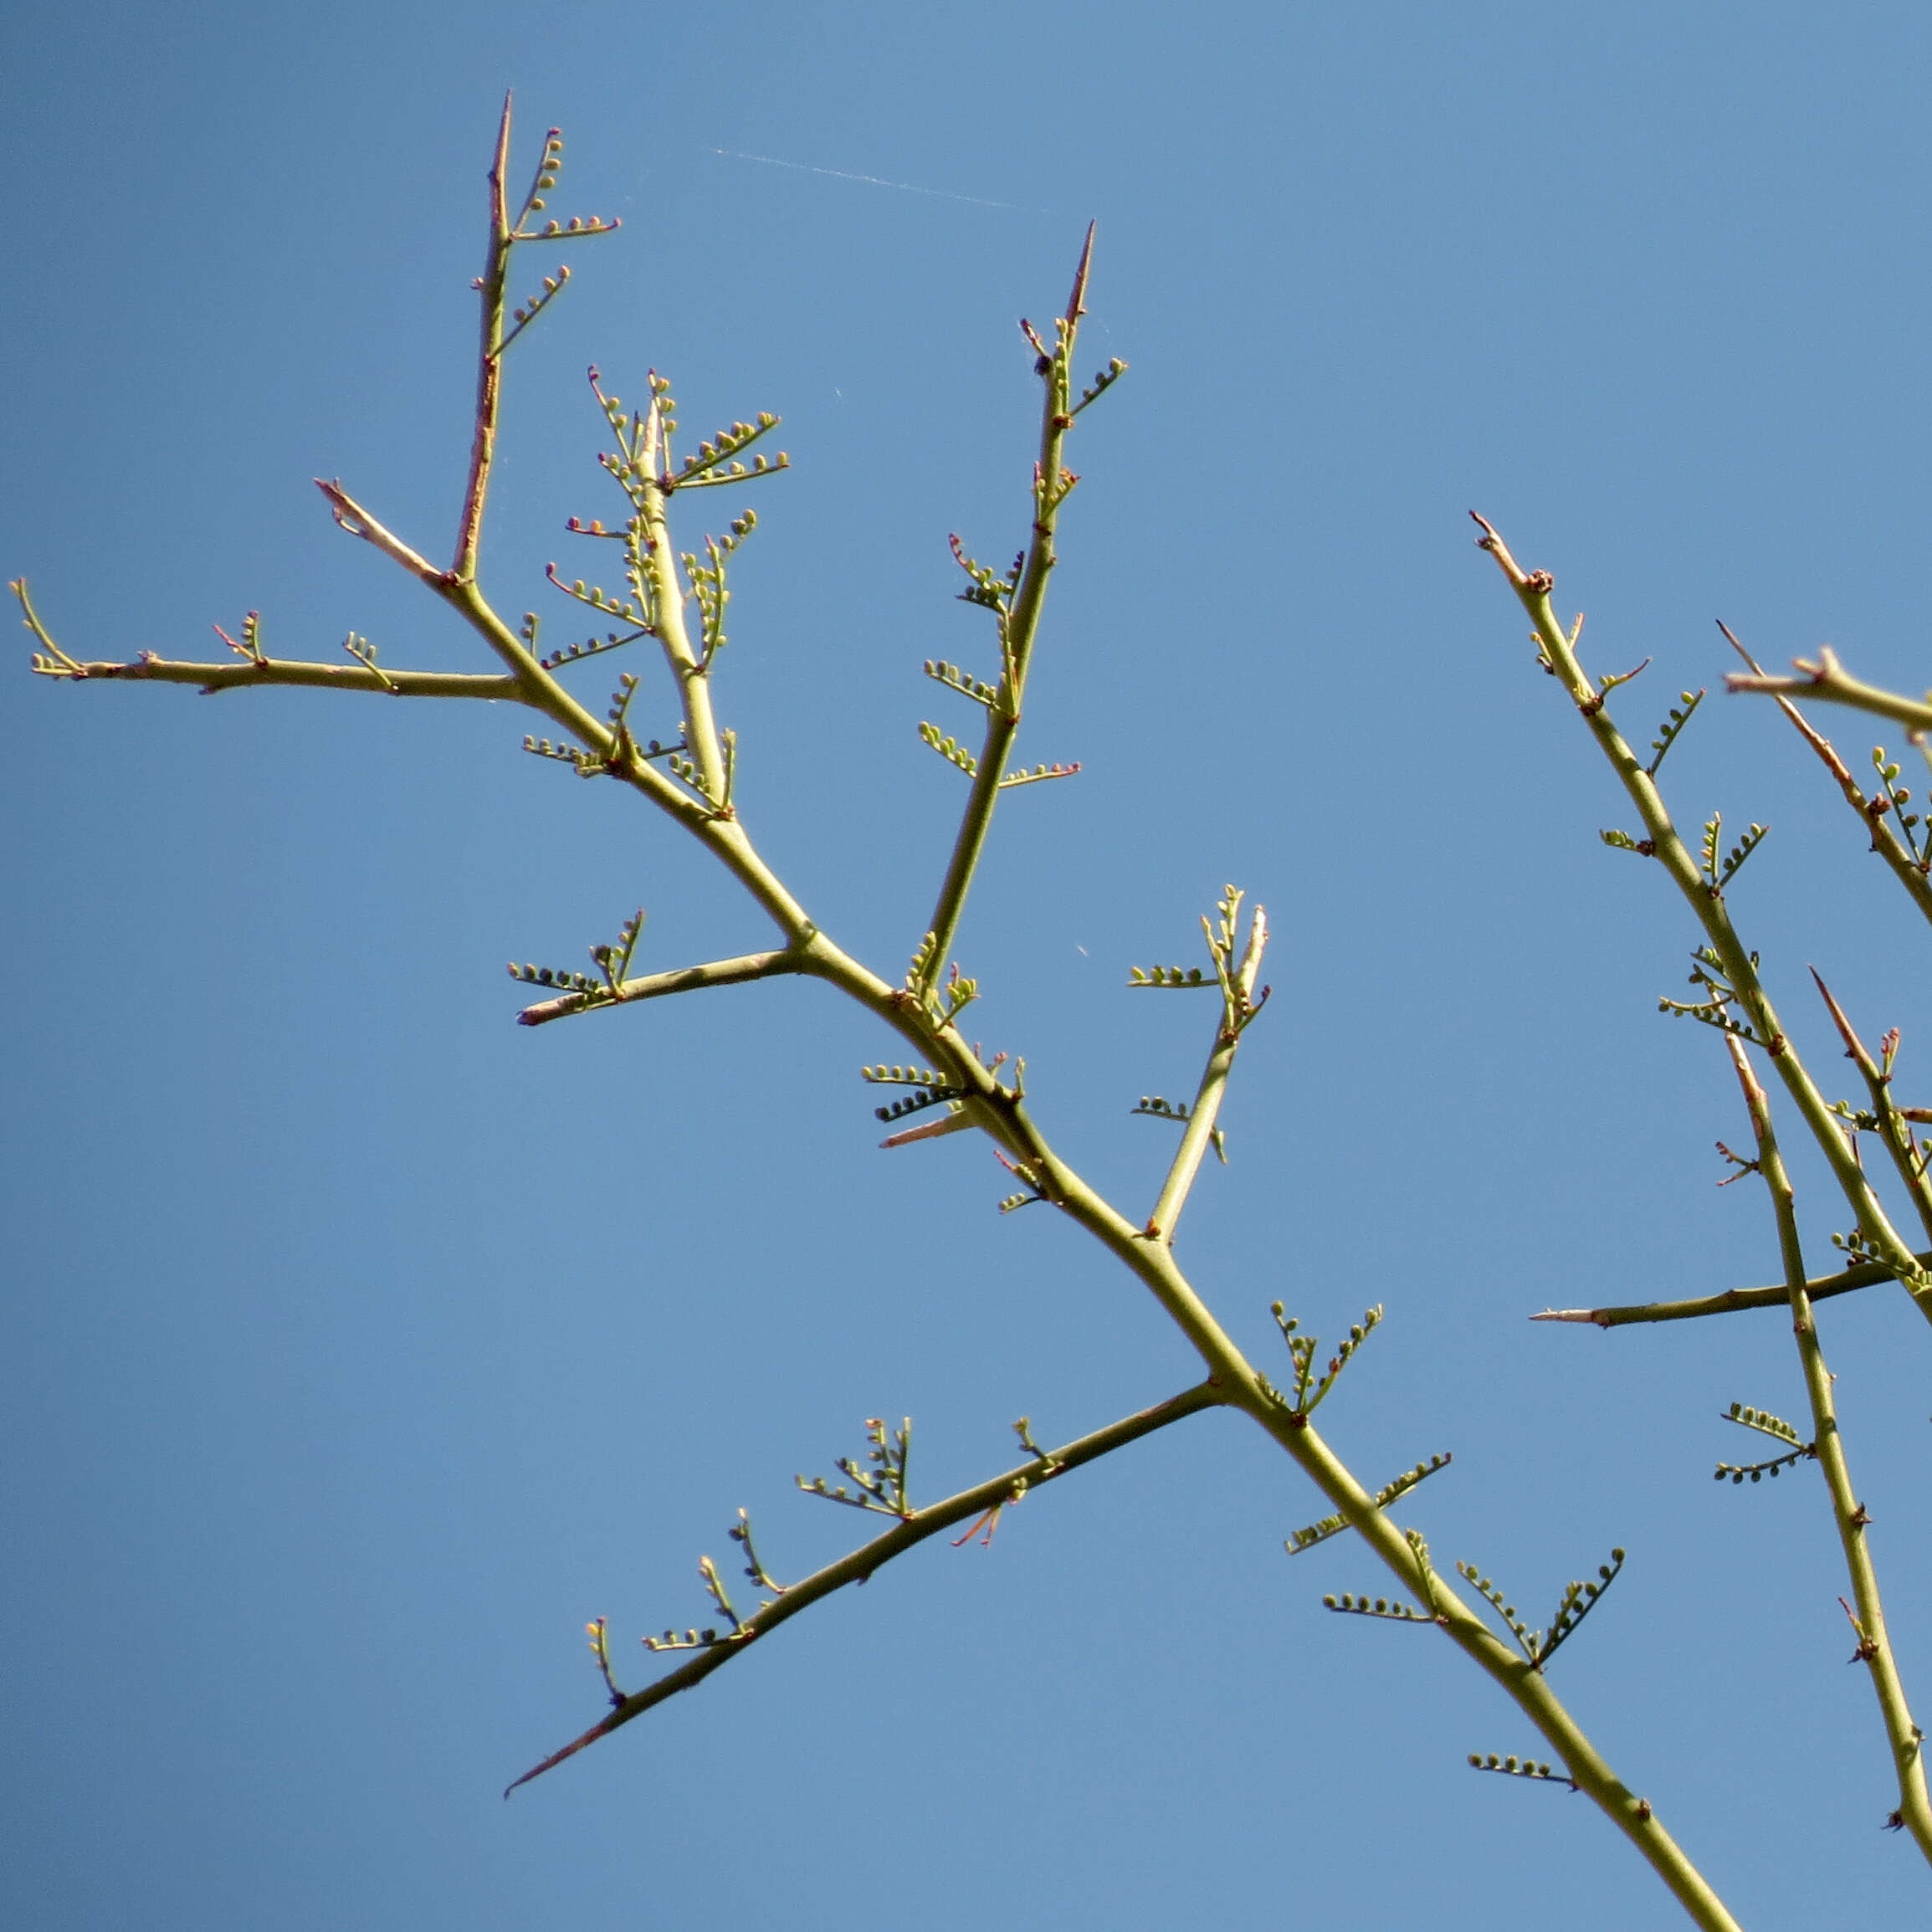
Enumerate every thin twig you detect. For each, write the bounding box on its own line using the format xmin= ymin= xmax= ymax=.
xmin=1145 ymin=900 xmax=1267 ymax=1243
xmin=1727 ymin=645 xmax=1932 ymax=736
xmin=1722 ymin=1036 xmax=1932 ymax=1863
xmin=454 ymin=93 xmax=515 ymax=585
xmin=1810 ymin=971 xmax=1932 ymax=1245
xmin=515 ymin=947 xmax=802 ymax=1026
xmin=1530 ymin=1249 xmax=1924 ymax=1328
xmin=916 ymin=223 xmax=1097 ymax=1000
xmin=505 ymin=1380 xmax=1226 ymax=1794
xmin=23 ymin=650 xmax=517 ymax=700
xmin=315 ymin=479 xmax=445 ymax=588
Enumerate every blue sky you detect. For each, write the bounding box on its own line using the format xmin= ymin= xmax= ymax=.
xmin=7 ymin=3 xmax=1932 ymax=1925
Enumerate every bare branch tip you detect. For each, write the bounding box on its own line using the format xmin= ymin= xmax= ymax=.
xmin=1807 ymin=968 xmax=1868 ymax=1060
xmin=1714 ymin=618 xmax=1765 ymax=676
xmin=492 ymin=93 xmax=515 ymax=182
xmin=1066 ymin=221 xmax=1096 ymax=324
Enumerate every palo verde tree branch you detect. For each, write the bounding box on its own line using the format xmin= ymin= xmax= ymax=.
xmin=513 ymin=946 xmax=803 ymax=1027
xmin=1720 ymin=1036 xmax=1932 ymax=1861
xmin=915 ymin=226 xmax=1111 ymax=1002
xmin=1473 ymin=514 xmax=1932 ymax=1330
xmin=15 ymin=110 xmax=1754 ymax=1931
xmin=455 ymin=100 xmax=619 ymax=583
xmin=1139 ymin=889 xmax=1269 ymax=1243
xmin=12 ymin=582 xmax=522 ymax=699
xmin=1727 ymin=646 xmax=1932 ymax=737
xmin=1530 ymin=1248 xmax=1926 ymax=1329
xmin=505 ymin=1381 xmax=1227 ymax=1796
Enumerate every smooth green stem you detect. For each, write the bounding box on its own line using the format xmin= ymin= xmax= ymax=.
xmin=27 ymin=653 xmax=519 ymax=700
xmin=506 ymin=1379 xmax=1227 ymax=1794
xmin=316 ymin=479 xmax=447 ymax=587
xmin=1474 ymin=518 xmax=1932 ymax=1329
xmin=637 ymin=401 xmax=730 ymax=807
xmin=453 ymin=93 xmax=515 ymax=585
xmin=919 ymin=229 xmax=1094 ymax=993
xmin=1252 ymin=1406 xmax=1744 ymax=1930
xmin=1148 ymin=907 xmax=1266 ymax=1243
xmin=1530 ymin=1250 xmax=1924 ymax=1328
xmin=1724 ymin=1038 xmax=1932 ymax=1863
xmin=984 ymin=1156 xmax=1743 ymax=1929
xmin=1728 ymin=648 xmax=1932 ymax=736
xmin=1149 ymin=1033 xmax=1237 ymax=1242
xmin=515 ymin=947 xmax=801 ymax=1026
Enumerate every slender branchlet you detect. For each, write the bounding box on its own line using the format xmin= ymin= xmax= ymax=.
xmin=1810 ymin=974 xmax=1932 ymax=1247
xmin=456 ymin=100 xmax=619 ymax=584
xmin=1472 ymin=514 xmax=1932 ymax=1328
xmin=1720 ymin=1036 xmax=1932 ymax=1861
xmin=506 ymin=1382 xmax=1226 ymax=1795
xmin=1717 ymin=623 xmax=1932 ymax=929
xmin=1726 ymin=643 xmax=1932 ymax=736
xmin=513 ymin=946 xmax=802 ymax=1027
xmin=915 ymin=225 xmax=1107 ymax=1002
xmin=1141 ymin=889 xmax=1270 ymax=1242
xmin=1531 ymin=1245 xmax=1932 ymax=1328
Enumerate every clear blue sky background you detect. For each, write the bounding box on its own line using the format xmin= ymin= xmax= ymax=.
xmin=7 ymin=3 xmax=1932 ymax=1925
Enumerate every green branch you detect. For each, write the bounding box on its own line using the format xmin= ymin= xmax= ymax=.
xmin=513 ymin=946 xmax=802 ymax=1026
xmin=1722 ymin=1037 xmax=1932 ymax=1861
xmin=1145 ymin=894 xmax=1268 ymax=1242
xmin=18 ymin=643 xmax=518 ymax=702
xmin=916 ymin=226 xmax=1099 ymax=997
xmin=1530 ymin=1248 xmax=1926 ymax=1328
xmin=455 ymin=100 xmax=617 ymax=583
xmin=1473 ymin=514 xmax=1932 ymax=1330
xmin=1727 ymin=644 xmax=1932 ymax=736
xmin=15 ymin=114 xmax=1754 ymax=1925
xmin=505 ymin=1380 xmax=1227 ymax=1795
